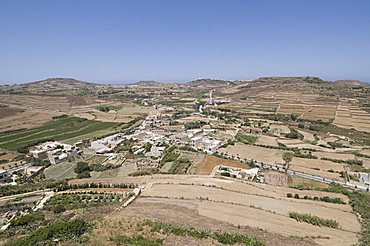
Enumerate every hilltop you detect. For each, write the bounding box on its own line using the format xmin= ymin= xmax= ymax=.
xmin=0 ymin=78 xmax=100 ymax=95
xmin=185 ymin=78 xmax=235 ymax=88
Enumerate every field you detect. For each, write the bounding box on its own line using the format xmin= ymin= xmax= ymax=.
xmin=0 ymin=117 xmax=119 ymax=151
xmin=301 ymin=105 xmax=336 ymax=122
xmin=72 ymin=103 xmax=152 ymax=123
xmin=254 ymin=134 xmax=279 ymax=146
xmin=289 ymin=157 xmax=346 ymax=181
xmin=0 ymin=111 xmax=56 ymax=132
xmin=90 ymin=175 xmax=361 ymax=246
xmin=333 ymin=104 xmax=370 ymax=133
xmin=44 ymin=161 xmax=77 ymax=180
xmin=196 ymin=155 xmax=250 ymax=175
xmin=219 ymin=142 xmax=285 ymax=164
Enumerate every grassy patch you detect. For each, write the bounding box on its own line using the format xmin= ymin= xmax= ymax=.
xmin=10 ymin=213 xmax=45 ymax=227
xmin=168 ymin=158 xmax=192 ymax=174
xmin=235 ymin=133 xmax=258 ymax=144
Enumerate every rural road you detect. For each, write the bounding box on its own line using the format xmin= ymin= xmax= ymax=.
xmin=224 ymin=155 xmax=370 ymax=192
xmin=33 ymin=191 xmax=55 ymax=211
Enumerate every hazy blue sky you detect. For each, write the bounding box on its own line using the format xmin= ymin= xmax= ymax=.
xmin=0 ymin=0 xmax=369 ymax=84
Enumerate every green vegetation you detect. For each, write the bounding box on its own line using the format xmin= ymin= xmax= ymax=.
xmin=0 ymin=117 xmax=119 ymax=152
xmin=160 ymin=150 xmax=179 ymax=165
xmin=327 ymin=141 xmax=343 ymax=149
xmin=282 ymin=152 xmax=293 ymax=164
xmin=321 ymin=157 xmax=363 ymax=166
xmin=286 ymin=193 xmax=345 ymax=204
xmin=293 ymin=150 xmax=317 ymax=159
xmin=168 ymin=158 xmax=192 ymax=174
xmin=348 ymin=191 xmax=370 ymax=246
xmin=288 ymin=212 xmax=339 ymax=228
xmin=184 ymin=120 xmax=206 ymax=130
xmin=140 ymin=220 xmax=264 ymax=246
xmin=286 ymin=128 xmax=304 ymax=139
xmin=260 ymin=113 xmax=291 ymax=122
xmin=235 ymin=133 xmax=258 ymax=144
xmin=74 ymin=161 xmax=91 ymax=179
xmin=290 ymin=114 xmax=299 ymax=121
xmin=110 ymin=234 xmax=163 ymax=246
xmin=10 ymin=213 xmax=45 ymax=227
xmin=354 ymin=152 xmax=370 ymax=159
xmin=74 ymin=161 xmax=90 ymax=174
xmin=45 ymin=192 xmax=123 ymax=211
xmin=5 ymin=218 xmax=89 ymax=246
xmin=129 ymin=168 xmax=160 ymax=176
xmin=97 ymin=104 xmax=125 ymax=112
xmin=0 ymin=180 xmax=68 ymax=197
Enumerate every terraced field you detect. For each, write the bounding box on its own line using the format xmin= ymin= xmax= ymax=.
xmin=0 ymin=117 xmax=119 ymax=151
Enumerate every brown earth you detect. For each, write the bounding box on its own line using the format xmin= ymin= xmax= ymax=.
xmin=196 ymin=155 xmax=249 ymax=175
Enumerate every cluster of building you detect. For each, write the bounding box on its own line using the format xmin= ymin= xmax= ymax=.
xmin=29 ymin=141 xmax=82 ymax=164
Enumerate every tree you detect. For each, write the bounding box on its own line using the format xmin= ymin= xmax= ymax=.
xmin=290 ymin=114 xmax=299 ymax=121
xmin=282 ymin=152 xmax=293 ymax=170
xmin=74 ymin=162 xmax=90 ymax=174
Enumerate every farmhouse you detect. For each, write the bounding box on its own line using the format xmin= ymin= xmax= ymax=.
xmin=217 ymin=166 xmax=259 ymax=181
xmin=29 ymin=141 xmax=80 ymax=164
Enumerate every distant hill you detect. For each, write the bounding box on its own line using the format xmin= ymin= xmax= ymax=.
xmin=333 ymin=80 xmax=368 ymax=87
xmin=25 ymin=78 xmax=98 ymax=86
xmin=185 ymin=78 xmax=235 ymax=87
xmin=0 ymin=78 xmax=100 ymax=95
xmin=129 ymin=80 xmax=161 ymax=86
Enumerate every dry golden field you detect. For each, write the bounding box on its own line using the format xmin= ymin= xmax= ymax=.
xmin=333 ymin=104 xmax=370 ymax=133
xmin=134 ymin=175 xmax=361 ymax=246
xmin=219 ymin=142 xmax=285 ymax=164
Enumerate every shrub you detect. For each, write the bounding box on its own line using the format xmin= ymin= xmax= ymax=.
xmin=52 ymin=205 xmax=66 ymax=214
xmin=288 ymin=212 xmax=339 ymax=228
xmin=74 ymin=162 xmax=90 ymax=174
xmin=6 ymin=219 xmax=89 ymax=246
xmin=327 ymin=141 xmax=343 ymax=149
xmin=286 ymin=128 xmax=304 ymax=139
xmin=294 ymin=194 xmax=300 ymax=199
xmin=184 ymin=121 xmax=206 ymax=130
xmin=10 ymin=213 xmax=44 ymax=227
xmin=287 ymin=193 xmax=293 ymax=198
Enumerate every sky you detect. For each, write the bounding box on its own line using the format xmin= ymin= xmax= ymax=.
xmin=0 ymin=0 xmax=370 ymax=84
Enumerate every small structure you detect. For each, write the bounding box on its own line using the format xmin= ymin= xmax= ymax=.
xmin=358 ymin=172 xmax=370 ymax=187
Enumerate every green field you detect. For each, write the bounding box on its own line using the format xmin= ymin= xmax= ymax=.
xmin=0 ymin=117 xmax=119 ymax=152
